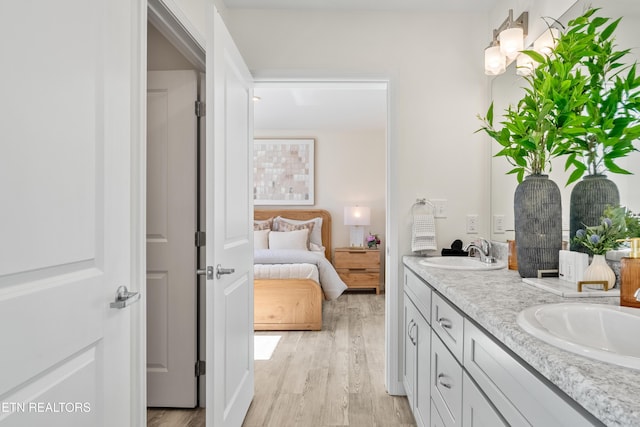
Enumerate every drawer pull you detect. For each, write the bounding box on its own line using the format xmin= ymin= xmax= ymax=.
xmin=408 ymin=320 xmax=417 ymax=345
xmin=437 ymin=318 xmax=453 ymax=329
xmin=437 ymin=373 xmax=453 ymax=389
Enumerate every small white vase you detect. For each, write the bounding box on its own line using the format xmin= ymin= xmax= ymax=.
xmin=583 ymin=254 xmax=616 ymax=289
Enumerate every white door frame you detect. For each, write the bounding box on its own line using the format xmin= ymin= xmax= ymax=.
xmin=252 ymin=74 xmax=400 ymax=395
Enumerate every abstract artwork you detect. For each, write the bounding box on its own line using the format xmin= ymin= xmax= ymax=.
xmin=254 ymin=139 xmax=315 ymax=205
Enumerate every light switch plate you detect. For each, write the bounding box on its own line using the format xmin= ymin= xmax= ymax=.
xmin=431 ymin=199 xmax=447 ymax=218
xmin=466 ymin=214 xmax=478 ymax=234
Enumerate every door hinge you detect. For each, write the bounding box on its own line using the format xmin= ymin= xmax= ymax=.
xmin=195 ymin=231 xmax=206 ymax=248
xmin=195 ymin=101 xmax=206 ymax=118
xmin=195 ymin=360 xmax=206 ymax=377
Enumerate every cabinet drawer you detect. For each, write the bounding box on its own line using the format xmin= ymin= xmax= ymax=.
xmin=431 ymin=333 xmax=462 ymax=427
xmin=405 ymin=269 xmax=431 ymax=323
xmin=338 ymin=271 xmax=379 ymax=286
xmin=333 ymin=249 xmax=379 ymax=269
xmin=432 ymin=293 xmax=464 ymax=362
xmin=463 ymin=320 xmax=600 ymax=427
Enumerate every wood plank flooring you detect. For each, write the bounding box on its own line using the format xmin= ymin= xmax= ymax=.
xmin=147 ymin=293 xmax=415 ymax=427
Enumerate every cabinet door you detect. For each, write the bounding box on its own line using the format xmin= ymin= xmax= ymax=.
xmin=414 ymin=313 xmax=431 ymax=427
xmin=462 ymin=372 xmax=507 ymax=427
xmin=431 ymin=333 xmax=463 ymax=427
xmin=403 ymin=293 xmax=418 ymax=410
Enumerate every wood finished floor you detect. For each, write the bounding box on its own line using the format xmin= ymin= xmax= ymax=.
xmin=147 ymin=292 xmax=415 ymax=427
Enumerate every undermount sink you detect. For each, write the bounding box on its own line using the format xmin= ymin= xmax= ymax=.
xmin=418 ymin=256 xmax=506 ymax=270
xmin=517 ymin=303 xmax=640 ymax=370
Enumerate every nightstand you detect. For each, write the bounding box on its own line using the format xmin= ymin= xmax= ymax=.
xmin=333 ymin=247 xmax=380 ymax=294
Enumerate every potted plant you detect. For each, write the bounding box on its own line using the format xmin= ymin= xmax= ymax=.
xmin=546 ymin=8 xmax=640 ymax=250
xmin=572 ymin=205 xmax=634 ymax=288
xmin=476 ymin=34 xmax=584 ymax=277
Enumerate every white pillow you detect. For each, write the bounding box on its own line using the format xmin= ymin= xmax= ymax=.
xmin=268 ymin=229 xmax=309 ymax=251
xmin=310 ymin=242 xmax=326 ymax=255
xmin=274 ymin=216 xmax=323 ymax=247
xmin=254 ymin=229 xmax=270 ymax=249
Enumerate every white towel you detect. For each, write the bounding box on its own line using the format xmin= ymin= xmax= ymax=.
xmin=412 ymin=214 xmax=437 ymax=252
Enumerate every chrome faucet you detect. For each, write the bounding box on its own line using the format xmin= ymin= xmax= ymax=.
xmin=635 ymin=288 xmax=640 ymax=302
xmin=463 ymin=238 xmax=495 ymax=264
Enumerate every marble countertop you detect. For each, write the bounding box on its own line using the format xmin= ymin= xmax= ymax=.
xmin=403 ymin=256 xmax=640 ymax=427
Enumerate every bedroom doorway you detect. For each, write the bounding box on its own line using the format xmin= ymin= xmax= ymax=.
xmin=251 ymin=79 xmax=389 ymax=339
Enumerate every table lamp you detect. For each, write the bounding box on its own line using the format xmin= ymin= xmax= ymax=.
xmin=344 ymin=206 xmax=370 ymax=248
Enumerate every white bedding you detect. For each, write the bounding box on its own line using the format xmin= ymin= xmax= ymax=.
xmin=254 ymin=263 xmax=319 ymax=282
xmin=253 ymin=249 xmax=347 ymax=300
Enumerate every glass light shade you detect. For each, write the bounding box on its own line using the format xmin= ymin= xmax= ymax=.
xmin=485 ymin=45 xmax=506 ymax=76
xmin=499 ymin=27 xmax=524 ymax=59
xmin=516 ymin=53 xmax=535 ymax=76
xmin=534 ymin=28 xmax=559 ymax=57
xmin=344 ymin=206 xmax=370 ymax=226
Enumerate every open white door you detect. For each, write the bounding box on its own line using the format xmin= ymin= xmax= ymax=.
xmin=0 ymin=0 xmax=143 ymax=426
xmin=205 ymin=4 xmax=254 ymax=426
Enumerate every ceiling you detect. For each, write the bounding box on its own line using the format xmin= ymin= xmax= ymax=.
xmin=223 ymin=0 xmax=498 ymax=12
xmin=253 ymin=83 xmax=387 ymax=131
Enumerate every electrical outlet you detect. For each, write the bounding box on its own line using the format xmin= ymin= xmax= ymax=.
xmin=466 ymin=214 xmax=479 ymax=234
xmin=493 ymin=214 xmax=505 ymax=234
xmin=431 ymin=199 xmax=448 ymax=218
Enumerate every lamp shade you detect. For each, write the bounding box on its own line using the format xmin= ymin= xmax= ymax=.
xmin=534 ymin=28 xmax=559 ymax=57
xmin=499 ymin=27 xmax=524 ymax=59
xmin=484 ymin=45 xmax=506 ymax=76
xmin=344 ymin=206 xmax=370 ymax=226
xmin=516 ymin=52 xmax=535 ymax=76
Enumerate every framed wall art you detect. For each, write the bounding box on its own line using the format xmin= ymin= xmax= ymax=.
xmin=254 ymin=139 xmax=315 ymax=205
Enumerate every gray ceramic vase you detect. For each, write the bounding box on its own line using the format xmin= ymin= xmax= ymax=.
xmin=569 ymin=174 xmax=620 ymax=252
xmin=514 ymin=174 xmax=563 ymax=278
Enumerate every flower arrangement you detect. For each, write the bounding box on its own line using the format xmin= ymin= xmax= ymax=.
xmin=366 ymin=233 xmax=381 ymax=249
xmin=572 ymin=206 xmax=634 ymax=254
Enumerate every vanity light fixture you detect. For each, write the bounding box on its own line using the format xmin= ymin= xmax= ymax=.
xmin=344 ymin=206 xmax=370 ymax=248
xmin=484 ymin=9 xmax=529 ymax=76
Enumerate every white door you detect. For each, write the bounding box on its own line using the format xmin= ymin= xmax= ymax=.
xmin=147 ymin=70 xmax=199 ymax=407
xmin=205 ymin=4 xmax=254 ymax=426
xmin=0 ymin=0 xmax=141 ymax=426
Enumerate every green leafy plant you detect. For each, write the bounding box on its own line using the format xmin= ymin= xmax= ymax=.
xmin=572 ymin=212 xmax=624 ymax=255
xmin=573 ymin=205 xmax=640 ymax=254
xmin=478 ymin=8 xmax=640 ymax=184
xmin=476 ymin=30 xmax=586 ymax=182
xmin=549 ymin=8 xmax=640 ymax=184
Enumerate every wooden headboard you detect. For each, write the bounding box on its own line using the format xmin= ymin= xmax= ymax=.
xmin=254 ymin=209 xmax=332 ymax=260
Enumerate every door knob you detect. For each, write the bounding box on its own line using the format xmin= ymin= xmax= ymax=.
xmin=110 ymin=285 xmax=141 ymax=309
xmin=216 ymin=264 xmax=235 ymax=279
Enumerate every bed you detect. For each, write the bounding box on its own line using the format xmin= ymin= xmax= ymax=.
xmin=253 ymin=209 xmax=345 ymax=331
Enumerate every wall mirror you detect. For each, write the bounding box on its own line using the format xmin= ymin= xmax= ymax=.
xmin=490 ymin=0 xmax=640 ymax=242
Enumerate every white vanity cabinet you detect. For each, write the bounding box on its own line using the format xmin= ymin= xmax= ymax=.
xmin=402 ymin=264 xmax=603 ymax=427
xmin=403 ymin=269 xmax=432 ymax=427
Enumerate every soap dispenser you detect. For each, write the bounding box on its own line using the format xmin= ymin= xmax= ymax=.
xmin=620 ymin=238 xmax=640 ymax=308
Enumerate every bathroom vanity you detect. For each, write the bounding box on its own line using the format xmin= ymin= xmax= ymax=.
xmin=403 ymin=256 xmax=640 ymax=427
